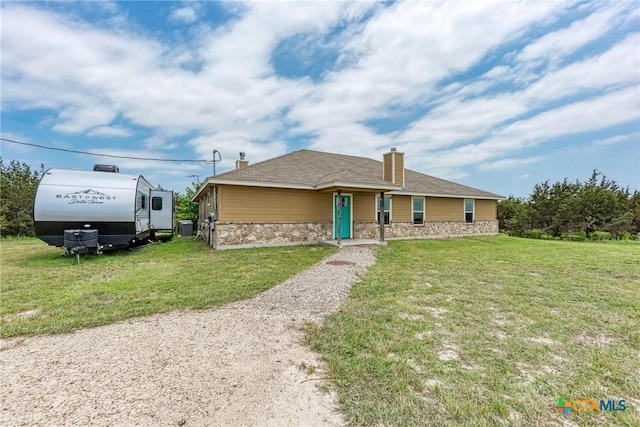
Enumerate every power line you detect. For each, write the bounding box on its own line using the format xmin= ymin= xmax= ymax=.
xmin=0 ymin=137 xmax=215 ymax=164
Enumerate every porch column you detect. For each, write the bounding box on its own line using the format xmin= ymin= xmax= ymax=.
xmin=337 ymin=189 xmax=342 ymax=245
xmin=379 ymin=191 xmax=385 ymax=242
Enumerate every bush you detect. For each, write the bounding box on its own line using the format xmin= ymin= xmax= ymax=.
xmin=563 ymin=232 xmax=586 ymax=242
xmin=523 ymin=229 xmax=543 ymax=239
xmin=590 ymin=231 xmax=612 ymax=241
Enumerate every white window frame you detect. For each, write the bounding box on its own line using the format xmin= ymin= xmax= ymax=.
xmin=464 ymin=199 xmax=474 ymax=223
xmin=375 ymin=195 xmax=392 ymax=225
xmin=412 ymin=196 xmax=425 ymax=225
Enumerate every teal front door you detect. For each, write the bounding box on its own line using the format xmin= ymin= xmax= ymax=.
xmin=334 ymin=194 xmax=352 ymax=239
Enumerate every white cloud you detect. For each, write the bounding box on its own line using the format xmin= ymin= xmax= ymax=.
xmin=86 ymin=125 xmax=133 ymax=138
xmin=187 ymin=132 xmax=288 ymax=173
xmin=517 ymin=3 xmax=632 ymax=64
xmin=1 ymin=1 xmax=638 ymax=188
xmin=479 ymin=156 xmax=546 ymax=171
xmin=516 ymin=174 xmax=533 ymax=181
xmin=169 ymin=5 xmax=199 ymax=24
xmin=429 ymin=88 xmax=639 ymax=170
xmin=590 ymin=132 xmax=640 ymax=147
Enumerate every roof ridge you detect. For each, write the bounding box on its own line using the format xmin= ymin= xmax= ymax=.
xmin=214 ymin=149 xmax=306 ymax=178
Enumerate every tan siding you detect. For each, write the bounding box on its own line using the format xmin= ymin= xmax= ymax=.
xmin=217 ymin=186 xmax=224 ymax=220
xmin=353 ymin=192 xmax=376 ymax=221
xmin=218 ymin=185 xmax=332 ymax=222
xmin=475 ymin=199 xmax=497 ymax=221
xmin=395 ymin=154 xmax=404 ymax=187
xmin=392 ymin=195 xmax=411 ymax=222
xmin=383 ymin=153 xmax=393 ymax=182
xmin=426 ymin=197 xmax=464 ymax=221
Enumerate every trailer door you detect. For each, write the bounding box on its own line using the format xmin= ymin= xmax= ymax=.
xmin=150 ymin=190 xmax=175 ymax=232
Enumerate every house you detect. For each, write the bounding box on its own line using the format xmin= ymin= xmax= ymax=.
xmin=192 ymin=149 xmax=504 ymax=248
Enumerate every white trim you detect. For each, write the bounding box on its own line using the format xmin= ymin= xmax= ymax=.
xmin=389 ymin=191 xmax=504 ymax=200
xmin=315 ymin=181 xmax=399 ymax=191
xmin=333 ymin=192 xmax=354 ymax=239
xmin=411 ymin=196 xmax=425 ymax=225
xmin=193 ymin=178 xmax=400 ymax=201
xmin=464 ymin=198 xmax=475 ymax=223
xmin=375 ymin=194 xmax=392 ymax=225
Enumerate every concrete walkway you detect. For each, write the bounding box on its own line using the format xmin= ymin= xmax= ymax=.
xmin=321 ymin=238 xmax=386 ymax=247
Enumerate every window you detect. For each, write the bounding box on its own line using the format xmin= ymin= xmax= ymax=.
xmin=141 ymin=194 xmax=147 ymax=210
xmin=376 ymin=196 xmax=391 ymax=224
xmin=412 ymin=197 xmax=425 ymax=225
xmin=464 ymin=199 xmax=474 ymax=223
xmin=152 ymin=196 xmax=163 ymax=210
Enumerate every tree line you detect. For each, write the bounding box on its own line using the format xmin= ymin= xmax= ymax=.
xmin=0 ymin=158 xmax=199 ymax=237
xmin=498 ymin=170 xmax=640 ymax=240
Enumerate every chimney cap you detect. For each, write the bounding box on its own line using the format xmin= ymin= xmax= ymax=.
xmin=390 ymin=147 xmax=397 ymax=152
xmin=239 ymin=152 xmax=246 ymax=160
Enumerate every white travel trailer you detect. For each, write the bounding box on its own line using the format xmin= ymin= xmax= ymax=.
xmin=33 ymin=165 xmax=175 ymax=252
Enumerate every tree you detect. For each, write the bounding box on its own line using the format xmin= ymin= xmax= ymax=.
xmin=175 ymin=181 xmax=201 ymax=222
xmin=1 ymin=158 xmax=44 ymax=237
xmin=497 ymin=195 xmax=531 ymax=232
xmin=499 ymin=170 xmax=637 ymax=239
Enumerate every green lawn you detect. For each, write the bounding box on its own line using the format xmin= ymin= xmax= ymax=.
xmin=308 ymin=235 xmax=640 ymax=426
xmin=0 ymin=237 xmax=335 ymax=337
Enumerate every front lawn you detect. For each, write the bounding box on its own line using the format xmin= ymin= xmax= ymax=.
xmin=0 ymin=237 xmax=335 ymax=337
xmin=308 ymin=235 xmax=639 ymax=426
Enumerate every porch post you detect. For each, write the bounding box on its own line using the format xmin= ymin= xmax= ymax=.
xmin=379 ymin=191 xmax=385 ymax=242
xmin=337 ymin=189 xmax=342 ymax=245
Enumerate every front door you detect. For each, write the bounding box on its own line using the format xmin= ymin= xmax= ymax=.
xmin=334 ymin=194 xmax=352 ymax=239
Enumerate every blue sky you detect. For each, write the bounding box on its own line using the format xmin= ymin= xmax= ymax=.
xmin=1 ymin=0 xmax=639 ymax=197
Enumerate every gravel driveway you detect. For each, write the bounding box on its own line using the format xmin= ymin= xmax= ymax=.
xmin=0 ymin=245 xmax=376 ymax=427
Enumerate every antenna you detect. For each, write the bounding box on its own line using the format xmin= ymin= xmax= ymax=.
xmin=186 ymin=174 xmax=201 ymax=184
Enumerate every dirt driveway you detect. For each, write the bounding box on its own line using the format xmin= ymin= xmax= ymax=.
xmin=0 ymin=246 xmax=376 ymax=426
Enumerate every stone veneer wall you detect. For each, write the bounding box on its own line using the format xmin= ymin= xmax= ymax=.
xmin=198 ymin=220 xmax=498 ymax=248
xmin=212 ymin=222 xmax=333 ymax=247
xmin=355 ymin=220 xmax=498 ymax=240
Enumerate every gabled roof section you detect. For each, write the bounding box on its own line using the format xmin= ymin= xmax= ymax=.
xmin=399 ymin=169 xmax=503 ymax=199
xmin=193 ymin=149 xmax=503 ymax=200
xmin=213 ymin=150 xmax=394 ymax=187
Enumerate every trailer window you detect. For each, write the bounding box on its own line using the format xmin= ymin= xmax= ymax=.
xmin=141 ymin=194 xmax=147 ymax=209
xmin=152 ymin=196 xmax=163 ymax=210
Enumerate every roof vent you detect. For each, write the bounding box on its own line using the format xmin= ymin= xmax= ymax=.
xmin=93 ymin=164 xmax=120 ymax=173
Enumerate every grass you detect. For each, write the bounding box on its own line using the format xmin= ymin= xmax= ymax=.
xmin=307 ymin=235 xmax=640 ymax=426
xmin=0 ymin=236 xmax=335 ymax=337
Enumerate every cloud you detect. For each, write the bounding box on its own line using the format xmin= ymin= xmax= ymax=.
xmin=169 ymin=5 xmax=199 ymax=24
xmin=517 ymin=2 xmax=633 ymax=64
xmin=86 ymin=125 xmax=133 ymax=138
xmin=590 ymin=132 xmax=640 ymax=147
xmin=1 ymin=1 xmax=638 ymax=187
xmin=479 ymin=156 xmax=546 ymax=171
xmin=187 ymin=132 xmax=288 ymax=173
xmin=515 ymin=174 xmax=532 ymax=181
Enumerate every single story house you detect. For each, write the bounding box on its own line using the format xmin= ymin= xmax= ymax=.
xmin=192 ymin=148 xmax=504 ymax=248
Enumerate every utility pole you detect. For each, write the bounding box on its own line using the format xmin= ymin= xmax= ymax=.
xmin=211 ymin=150 xmax=221 ymax=176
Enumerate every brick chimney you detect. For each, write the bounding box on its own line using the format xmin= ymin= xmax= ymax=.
xmin=235 ymin=152 xmax=249 ymax=169
xmin=383 ymin=147 xmax=404 ymax=187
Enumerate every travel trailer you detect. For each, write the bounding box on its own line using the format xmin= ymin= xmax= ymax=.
xmin=33 ymin=165 xmax=174 ymax=252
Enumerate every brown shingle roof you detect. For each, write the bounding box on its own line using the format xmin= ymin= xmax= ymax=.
xmin=200 ymin=149 xmax=503 ymax=199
